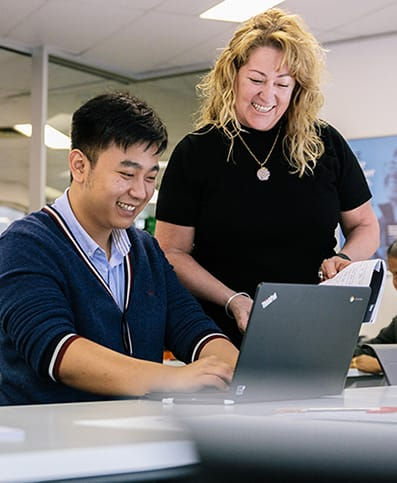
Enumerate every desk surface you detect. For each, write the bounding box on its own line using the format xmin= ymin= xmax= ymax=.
xmin=0 ymin=399 xmax=198 ymax=482
xmin=2 ymin=386 xmax=397 ymax=482
xmin=181 ymin=385 xmax=397 ymax=483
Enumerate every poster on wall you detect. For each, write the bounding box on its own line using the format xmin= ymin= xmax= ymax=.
xmin=348 ymin=135 xmax=397 ymax=260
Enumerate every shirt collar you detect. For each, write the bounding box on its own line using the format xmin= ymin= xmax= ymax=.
xmin=52 ymin=188 xmax=131 ymax=258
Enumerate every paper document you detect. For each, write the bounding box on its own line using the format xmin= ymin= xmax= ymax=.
xmin=320 ymin=258 xmax=386 ymax=323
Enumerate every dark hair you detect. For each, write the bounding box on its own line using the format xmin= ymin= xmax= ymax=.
xmin=387 ymin=240 xmax=397 ymax=258
xmin=71 ymin=92 xmax=168 ymax=165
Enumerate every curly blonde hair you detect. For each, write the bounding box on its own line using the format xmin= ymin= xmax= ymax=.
xmin=196 ymin=8 xmax=327 ymax=176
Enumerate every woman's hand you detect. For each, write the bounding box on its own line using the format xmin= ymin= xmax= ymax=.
xmin=318 ymin=200 xmax=380 ymax=282
xmin=318 ymin=256 xmax=351 ymax=281
xmin=228 ymin=294 xmax=253 ymax=333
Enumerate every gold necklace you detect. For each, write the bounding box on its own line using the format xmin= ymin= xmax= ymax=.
xmin=237 ymin=125 xmax=281 ymax=181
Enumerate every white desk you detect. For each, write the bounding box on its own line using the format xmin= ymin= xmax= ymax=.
xmin=0 ymin=399 xmax=198 ymax=482
xmin=180 ymin=385 xmax=397 ymax=483
xmin=2 ymin=386 xmax=397 ymax=482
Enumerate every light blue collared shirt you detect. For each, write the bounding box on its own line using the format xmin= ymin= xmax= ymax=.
xmin=52 ymin=189 xmax=131 ymax=310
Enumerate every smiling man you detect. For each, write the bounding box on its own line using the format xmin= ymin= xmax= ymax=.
xmin=0 ymin=93 xmax=238 ymax=405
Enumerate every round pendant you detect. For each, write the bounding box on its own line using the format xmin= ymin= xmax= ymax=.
xmin=257 ymin=166 xmax=270 ymax=181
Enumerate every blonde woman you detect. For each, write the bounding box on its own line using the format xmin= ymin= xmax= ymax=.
xmin=155 ymin=8 xmax=379 ymax=347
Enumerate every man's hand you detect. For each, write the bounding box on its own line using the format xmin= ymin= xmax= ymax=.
xmin=170 ymin=356 xmax=234 ymax=392
xmin=58 ymin=337 xmax=235 ymax=397
xmin=351 ymin=354 xmax=382 ymax=373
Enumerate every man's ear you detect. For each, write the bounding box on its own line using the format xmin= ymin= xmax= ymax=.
xmin=69 ymin=149 xmax=87 ymax=183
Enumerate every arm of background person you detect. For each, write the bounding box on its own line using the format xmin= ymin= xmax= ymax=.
xmin=58 ymin=336 xmax=238 ymax=396
xmin=351 ymin=317 xmax=397 ymax=374
xmin=365 ymin=316 xmax=397 ymax=345
xmin=155 ymin=220 xmax=253 ymax=332
xmin=320 ymin=200 xmax=380 ymax=280
xmin=351 ymin=354 xmax=382 ymax=373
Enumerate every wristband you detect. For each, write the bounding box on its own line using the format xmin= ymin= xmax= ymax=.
xmin=336 ymin=252 xmax=351 ymax=261
xmin=225 ymin=292 xmax=250 ymax=318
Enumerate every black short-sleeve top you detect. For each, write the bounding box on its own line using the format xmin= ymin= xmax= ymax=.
xmin=156 ymin=121 xmax=371 ymax=343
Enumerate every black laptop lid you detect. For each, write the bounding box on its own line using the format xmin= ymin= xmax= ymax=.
xmin=230 ymin=282 xmax=371 ymax=402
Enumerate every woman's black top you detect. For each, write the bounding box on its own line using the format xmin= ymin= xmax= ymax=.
xmin=156 ymin=121 xmax=372 ymax=345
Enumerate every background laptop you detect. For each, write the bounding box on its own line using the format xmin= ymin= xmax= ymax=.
xmin=363 ymin=343 xmax=397 ymax=385
xmin=150 ymin=282 xmax=371 ymax=403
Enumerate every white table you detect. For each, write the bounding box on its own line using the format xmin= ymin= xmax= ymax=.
xmin=180 ymin=385 xmax=397 ymax=483
xmin=0 ymin=399 xmax=197 ymax=482
xmin=2 ymin=385 xmax=397 ymax=482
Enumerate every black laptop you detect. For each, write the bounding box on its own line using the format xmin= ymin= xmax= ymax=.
xmin=150 ymin=282 xmax=371 ymax=403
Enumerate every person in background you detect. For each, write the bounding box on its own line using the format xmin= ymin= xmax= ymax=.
xmin=351 ymin=240 xmax=397 ymax=373
xmin=155 ymin=8 xmax=379 ymax=346
xmin=377 ymin=151 xmax=397 ymax=259
xmin=0 ymin=93 xmax=238 ymax=405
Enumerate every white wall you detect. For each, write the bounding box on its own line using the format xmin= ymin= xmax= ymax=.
xmin=321 ymin=33 xmax=397 ymax=338
xmin=322 ymin=33 xmax=397 ymax=139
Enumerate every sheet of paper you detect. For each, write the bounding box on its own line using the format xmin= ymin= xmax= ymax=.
xmin=320 ymin=259 xmax=384 ymax=287
xmin=347 ymin=368 xmax=381 ymax=377
xmin=321 ymin=258 xmax=386 ymax=323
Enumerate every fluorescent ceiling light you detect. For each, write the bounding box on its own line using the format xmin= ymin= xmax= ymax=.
xmin=14 ymin=124 xmax=70 ymax=150
xmin=200 ymin=0 xmax=284 ymax=22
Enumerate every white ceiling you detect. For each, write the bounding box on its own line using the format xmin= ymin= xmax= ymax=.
xmin=1 ymin=0 xmax=397 ymax=210
xmin=1 ymin=0 xmax=397 ymax=79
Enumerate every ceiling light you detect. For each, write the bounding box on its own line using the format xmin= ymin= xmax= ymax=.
xmin=14 ymin=124 xmax=70 ymax=150
xmin=200 ymin=0 xmax=284 ymax=22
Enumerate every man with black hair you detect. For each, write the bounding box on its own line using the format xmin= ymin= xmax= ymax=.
xmin=0 ymin=93 xmax=238 ymax=405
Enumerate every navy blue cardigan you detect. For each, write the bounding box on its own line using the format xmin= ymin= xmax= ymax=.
xmin=0 ymin=209 xmax=224 ymax=405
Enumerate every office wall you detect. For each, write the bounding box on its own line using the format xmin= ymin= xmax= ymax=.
xmin=322 ymin=33 xmax=397 ymax=337
xmin=322 ymin=33 xmax=397 ymax=139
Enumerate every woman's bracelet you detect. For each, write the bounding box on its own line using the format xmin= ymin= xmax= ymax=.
xmin=225 ymin=292 xmax=250 ymax=319
xmin=336 ymin=252 xmax=351 ymax=261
